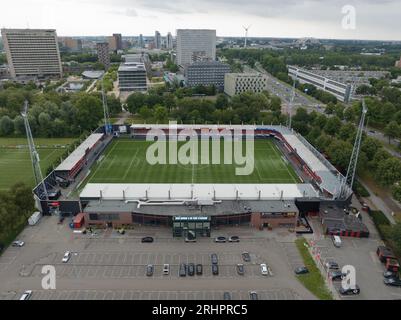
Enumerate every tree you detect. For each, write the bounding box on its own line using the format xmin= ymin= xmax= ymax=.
xmin=384 ymin=121 xmax=400 ymax=144
xmin=324 ymin=116 xmax=342 ymax=136
xmin=0 ymin=115 xmax=14 ymax=136
xmin=74 ymin=95 xmax=103 ymax=131
xmin=126 ymin=92 xmax=146 ymax=114
xmin=13 ymin=115 xmax=25 ymax=135
xmin=154 ymin=105 xmax=168 ymax=123
xmin=376 ymin=158 xmax=401 ymax=186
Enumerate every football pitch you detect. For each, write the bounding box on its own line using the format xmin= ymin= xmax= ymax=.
xmin=85 ymin=138 xmax=300 ymax=184
xmin=0 ymin=138 xmax=75 ymax=191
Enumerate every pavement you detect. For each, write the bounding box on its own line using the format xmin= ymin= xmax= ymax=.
xmin=0 ymin=216 xmax=316 ymax=300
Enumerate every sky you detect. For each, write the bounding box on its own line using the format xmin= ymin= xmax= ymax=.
xmin=1 ymin=0 xmax=401 ymax=40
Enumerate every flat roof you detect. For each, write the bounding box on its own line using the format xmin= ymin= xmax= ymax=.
xmin=80 ymin=183 xmax=318 ymax=201
xmin=55 ymin=133 xmax=104 ymax=172
xmin=118 ymin=62 xmax=146 ymax=72
xmin=83 ymin=199 xmax=299 ymax=216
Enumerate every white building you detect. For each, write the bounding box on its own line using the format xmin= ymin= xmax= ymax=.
xmin=166 ymin=32 xmax=173 ymax=50
xmin=176 ymin=29 xmax=216 ymax=67
xmin=288 ymin=65 xmax=352 ymax=103
xmin=1 ymin=28 xmax=63 ymax=79
xmin=224 ymin=73 xmax=268 ymax=97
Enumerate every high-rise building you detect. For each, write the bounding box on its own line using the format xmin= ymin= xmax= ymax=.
xmin=139 ymin=34 xmax=144 ymax=48
xmin=224 ymin=73 xmax=268 ymax=97
xmin=118 ymin=62 xmax=147 ymax=92
xmin=166 ymin=32 xmax=173 ymax=50
xmin=154 ymin=31 xmax=161 ymax=49
xmin=109 ymin=33 xmax=122 ymax=51
xmin=1 ymin=28 xmax=63 ymax=79
xmin=176 ymin=29 xmax=216 ymax=67
xmin=185 ymin=61 xmax=231 ymax=90
xmin=96 ymin=42 xmax=110 ymax=69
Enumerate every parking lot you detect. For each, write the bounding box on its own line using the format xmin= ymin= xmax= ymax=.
xmin=0 ymin=215 xmax=315 ymax=300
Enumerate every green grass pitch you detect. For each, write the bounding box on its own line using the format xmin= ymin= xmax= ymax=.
xmin=85 ymin=138 xmax=300 ymax=184
xmin=0 ymin=138 xmax=75 ymax=191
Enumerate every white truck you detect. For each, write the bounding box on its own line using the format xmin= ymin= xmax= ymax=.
xmin=28 ymin=211 xmax=42 ymax=226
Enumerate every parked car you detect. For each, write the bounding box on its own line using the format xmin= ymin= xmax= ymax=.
xmin=260 ymin=263 xmax=269 ymax=276
xmin=228 ymin=236 xmax=240 ymax=242
xmin=146 ymin=264 xmax=154 ymax=276
xmin=339 ymin=285 xmax=360 ymax=295
xmin=212 ymin=264 xmax=219 ymax=275
xmin=223 ymin=292 xmax=231 ymax=300
xmin=196 ymin=264 xmax=203 ymax=275
xmin=214 ymin=236 xmax=227 ymax=243
xmin=179 ymin=263 xmax=187 ymax=277
xmin=377 ymin=246 xmax=396 ymax=263
xmin=383 ymin=270 xmax=399 ymax=279
xmin=163 ymin=264 xmax=170 ymax=275
xmin=19 ymin=290 xmax=32 ymax=300
xmin=325 ymin=261 xmax=340 ymax=270
xmin=242 ymin=252 xmax=251 ymax=262
xmin=294 ymin=266 xmax=309 ymax=275
xmin=188 ymin=263 xmax=195 ymax=276
xmin=62 ymin=251 xmax=71 ymax=263
xmin=249 ymin=291 xmax=258 ymax=300
xmin=211 ymin=253 xmax=218 ymax=265
xmin=329 ymin=270 xmax=346 ymax=281
xmin=384 ymin=278 xmax=401 ymax=287
xmin=332 ymin=235 xmax=342 ymax=248
xmin=141 ymin=237 xmax=154 ymax=243
xmin=237 ymin=264 xmax=245 ymax=275
xmin=12 ymin=240 xmax=25 ymax=247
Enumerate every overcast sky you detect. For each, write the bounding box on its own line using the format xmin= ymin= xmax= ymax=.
xmin=1 ymin=0 xmax=400 ymax=40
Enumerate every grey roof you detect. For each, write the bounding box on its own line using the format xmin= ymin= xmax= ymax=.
xmin=84 ymin=199 xmax=298 ymax=216
xmin=82 ymin=70 xmax=104 ymax=79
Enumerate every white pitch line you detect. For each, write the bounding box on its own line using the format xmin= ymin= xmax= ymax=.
xmin=123 ymin=149 xmax=139 ymax=180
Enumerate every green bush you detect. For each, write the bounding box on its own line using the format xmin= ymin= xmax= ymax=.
xmin=353 ymin=180 xmax=370 ymax=197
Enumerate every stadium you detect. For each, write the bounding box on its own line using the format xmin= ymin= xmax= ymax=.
xmin=32 ymin=124 xmax=369 ymax=239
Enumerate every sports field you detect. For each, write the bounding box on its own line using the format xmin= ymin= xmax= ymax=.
xmin=0 ymin=138 xmax=75 ymax=190
xmin=85 ymin=138 xmax=300 ymax=184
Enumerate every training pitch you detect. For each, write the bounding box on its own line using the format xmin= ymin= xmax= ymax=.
xmin=84 ymin=138 xmax=300 ymax=184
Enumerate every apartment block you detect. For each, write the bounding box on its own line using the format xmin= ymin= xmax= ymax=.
xmin=224 ymin=73 xmax=268 ymax=97
xmin=118 ymin=62 xmax=147 ymax=92
xmin=96 ymin=42 xmax=110 ymax=69
xmin=1 ymin=28 xmax=63 ymax=79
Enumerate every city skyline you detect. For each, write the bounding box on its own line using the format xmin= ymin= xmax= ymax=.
xmin=0 ymin=0 xmax=400 ymax=41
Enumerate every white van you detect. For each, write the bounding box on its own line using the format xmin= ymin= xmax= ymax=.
xmin=332 ymin=235 xmax=342 ymax=248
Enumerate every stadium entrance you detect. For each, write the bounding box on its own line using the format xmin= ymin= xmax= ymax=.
xmin=172 ymin=216 xmax=211 ymax=238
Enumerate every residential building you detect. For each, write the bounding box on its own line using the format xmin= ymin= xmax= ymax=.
xmin=108 ymin=33 xmax=122 ymax=52
xmin=288 ymin=65 xmax=353 ymax=103
xmin=166 ymin=32 xmax=173 ymax=50
xmin=1 ymin=28 xmax=63 ymax=79
xmin=224 ymin=73 xmax=268 ymax=97
xmin=118 ymin=62 xmax=147 ymax=92
xmin=176 ymin=29 xmax=216 ymax=67
xmin=154 ymin=31 xmax=161 ymax=49
xmin=96 ymin=42 xmax=110 ymax=69
xmin=185 ymin=61 xmax=231 ymax=90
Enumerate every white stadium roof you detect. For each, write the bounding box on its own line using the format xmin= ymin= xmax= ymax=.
xmin=55 ymin=133 xmax=104 ymax=172
xmin=80 ymin=183 xmax=318 ymax=201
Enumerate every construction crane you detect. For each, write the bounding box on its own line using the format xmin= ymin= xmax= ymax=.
xmin=21 ymin=100 xmax=48 ymax=200
xmin=243 ymin=25 xmax=251 ymax=48
xmin=340 ymin=99 xmax=368 ymax=199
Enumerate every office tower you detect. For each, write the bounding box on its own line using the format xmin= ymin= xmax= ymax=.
xmin=96 ymin=42 xmax=110 ymax=69
xmin=224 ymin=73 xmax=268 ymax=97
xmin=139 ymin=34 xmax=144 ymax=48
xmin=154 ymin=31 xmax=161 ymax=49
xmin=166 ymin=32 xmax=173 ymax=50
xmin=1 ymin=28 xmax=63 ymax=79
xmin=185 ymin=61 xmax=231 ymax=90
xmin=118 ymin=62 xmax=147 ymax=92
xmin=176 ymin=29 xmax=216 ymax=67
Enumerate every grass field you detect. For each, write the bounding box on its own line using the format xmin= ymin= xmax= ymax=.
xmin=0 ymin=137 xmax=76 ymax=191
xmin=85 ymin=138 xmax=300 ymax=184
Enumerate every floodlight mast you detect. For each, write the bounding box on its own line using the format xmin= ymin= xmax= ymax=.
xmin=340 ymin=99 xmax=368 ymax=199
xmin=101 ymin=76 xmax=111 ymax=135
xmin=21 ymin=100 xmax=48 ymax=200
